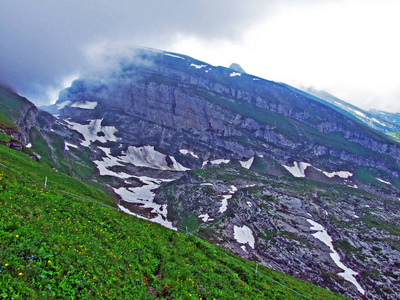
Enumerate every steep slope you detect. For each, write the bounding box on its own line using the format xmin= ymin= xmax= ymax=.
xmin=34 ymin=47 xmax=400 ymax=298
xmin=0 ymin=144 xmax=345 ymax=299
xmin=302 ymin=86 xmax=400 ymax=140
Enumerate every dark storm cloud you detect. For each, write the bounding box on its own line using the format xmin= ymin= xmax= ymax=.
xmin=0 ymin=0 xmax=273 ymax=105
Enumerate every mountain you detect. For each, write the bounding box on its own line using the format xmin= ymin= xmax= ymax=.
xmin=302 ymin=86 xmax=400 ymax=141
xmin=1 ymin=140 xmax=348 ymax=299
xmin=12 ymin=47 xmax=400 ymax=298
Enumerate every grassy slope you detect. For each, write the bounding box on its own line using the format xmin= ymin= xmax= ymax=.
xmin=0 ymin=144 xmax=346 ymax=299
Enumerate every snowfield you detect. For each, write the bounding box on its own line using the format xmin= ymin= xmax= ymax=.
xmin=234 ymin=225 xmax=255 ymax=249
xmin=179 ymin=149 xmax=199 ymax=159
xmin=64 ymin=119 xmax=120 ymax=147
xmin=307 ymin=219 xmax=365 ymax=295
xmin=219 ymin=185 xmax=237 ymax=214
xmin=64 ymin=142 xmax=78 ymax=151
xmin=70 ymin=101 xmax=98 ymax=109
xmin=190 ymin=63 xmax=207 ymax=69
xmin=283 ymin=162 xmax=311 ymax=178
xmin=121 ymin=145 xmax=189 ymax=171
xmin=230 ymin=72 xmax=241 ymax=77
xmin=239 ymin=157 xmax=254 ymax=169
xmin=56 ymin=100 xmax=71 ymax=110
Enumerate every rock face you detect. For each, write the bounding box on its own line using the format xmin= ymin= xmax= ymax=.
xmin=43 ymin=47 xmax=400 ymax=299
xmin=52 ymin=48 xmax=400 ymax=180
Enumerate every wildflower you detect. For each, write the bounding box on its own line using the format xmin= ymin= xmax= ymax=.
xmin=5 ymin=264 xmax=8 ymax=267
xmin=15 ymin=235 xmax=19 ymax=238
xmin=18 ymin=273 xmax=22 ymax=276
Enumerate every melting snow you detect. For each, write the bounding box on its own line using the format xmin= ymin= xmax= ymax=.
xmin=121 ymin=145 xmax=189 ymax=171
xmin=241 ymin=245 xmax=247 ymax=253
xmin=70 ymin=101 xmax=98 ymax=109
xmin=64 ymin=142 xmax=78 ymax=151
xmin=372 ymin=118 xmax=387 ymax=126
xmin=93 ymin=147 xmax=182 ymax=230
xmin=234 ymin=225 xmax=255 ymax=249
xmin=93 ymin=147 xmax=130 ymax=179
xmin=283 ymin=162 xmax=311 ymax=178
xmin=164 ymin=53 xmax=185 ymax=60
xmin=179 ymin=149 xmax=199 ymax=159
xmin=239 ymin=157 xmax=254 ymax=169
xmin=353 ymin=110 xmax=367 ymax=118
xmin=64 ymin=119 xmax=120 ymax=147
xmin=323 ymin=171 xmax=353 ymax=179
xmin=56 ymin=100 xmax=71 ymax=110
xmin=307 ymin=219 xmax=365 ymax=295
xmin=114 ymin=176 xmax=175 ymax=230
xmin=210 ymin=159 xmax=230 ymax=165
xmin=219 ymin=185 xmax=237 ymax=213
xmin=376 ymin=178 xmax=392 ymax=185
xmin=198 ymin=214 xmax=213 ymax=222
xmin=230 ymin=72 xmax=241 ymax=77
xmin=190 ymin=63 xmax=207 ymax=69
xmin=25 ymin=143 xmax=32 ymax=148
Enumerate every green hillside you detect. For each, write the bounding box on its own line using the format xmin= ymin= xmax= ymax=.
xmin=0 ymin=144 xmax=346 ymax=299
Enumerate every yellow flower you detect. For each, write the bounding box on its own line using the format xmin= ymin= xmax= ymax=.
xmin=18 ymin=273 xmax=22 ymax=276
xmin=4 ymin=264 xmax=8 ymax=267
xmin=15 ymin=235 xmax=19 ymax=238
xmin=48 ymin=260 xmax=51 ymax=263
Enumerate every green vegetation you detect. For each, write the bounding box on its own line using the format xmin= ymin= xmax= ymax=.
xmin=0 ymin=111 xmax=18 ymax=131
xmin=0 ymin=144 xmax=346 ymax=299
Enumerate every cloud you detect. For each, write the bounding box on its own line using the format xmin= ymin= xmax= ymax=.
xmin=0 ymin=0 xmax=274 ymax=105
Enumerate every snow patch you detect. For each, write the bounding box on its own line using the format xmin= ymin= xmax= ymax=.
xmin=164 ymin=53 xmax=185 ymax=60
xmin=114 ymin=175 xmax=175 ymax=230
xmin=219 ymin=185 xmax=237 ymax=213
xmin=239 ymin=157 xmax=254 ymax=169
xmin=93 ymin=147 xmax=130 ymax=179
xmin=323 ymin=171 xmax=353 ymax=179
xmin=179 ymin=149 xmax=199 ymax=159
xmin=121 ymin=145 xmax=189 ymax=171
xmin=283 ymin=162 xmax=311 ymax=178
xmin=234 ymin=225 xmax=255 ymax=249
xmin=372 ymin=118 xmax=387 ymax=126
xmin=210 ymin=159 xmax=230 ymax=165
xmin=198 ymin=214 xmax=213 ymax=222
xmin=307 ymin=219 xmax=365 ymax=295
xmin=64 ymin=119 xmax=120 ymax=147
xmin=230 ymin=72 xmax=241 ymax=77
xmin=376 ymin=178 xmax=392 ymax=185
xmin=241 ymin=245 xmax=247 ymax=252
xmin=190 ymin=63 xmax=207 ymax=69
xmin=70 ymin=101 xmax=98 ymax=109
xmin=25 ymin=143 xmax=32 ymax=148
xmin=56 ymin=100 xmax=71 ymax=110
xmin=64 ymin=142 xmax=78 ymax=151
xmin=354 ymin=215 xmax=360 ymax=219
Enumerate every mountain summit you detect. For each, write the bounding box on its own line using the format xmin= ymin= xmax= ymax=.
xmin=229 ymin=62 xmax=246 ymax=73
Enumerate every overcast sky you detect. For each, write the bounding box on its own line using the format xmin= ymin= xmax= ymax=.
xmin=1 ymin=0 xmax=399 ymax=112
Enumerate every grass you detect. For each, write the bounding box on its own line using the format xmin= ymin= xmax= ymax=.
xmin=0 ymin=144 xmax=347 ymax=299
